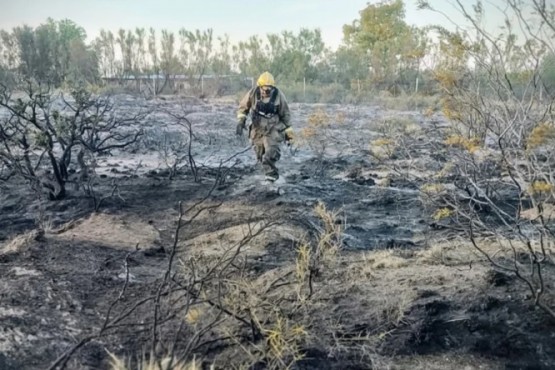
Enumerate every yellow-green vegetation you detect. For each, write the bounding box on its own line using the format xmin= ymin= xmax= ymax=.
xmin=299 ymin=109 xmax=336 ymax=154
xmin=434 ymin=162 xmax=455 ymax=179
xmin=433 ymin=69 xmax=459 ymax=90
xmin=32 ymin=131 xmax=50 ymax=148
xmin=263 ymin=315 xmax=307 ymax=363
xmin=380 ymin=116 xmax=421 ymax=134
xmin=423 ymin=106 xmax=436 ymax=118
xmin=528 ymin=181 xmax=554 ymax=195
xmin=371 ymin=116 xmax=421 ymax=159
xmin=432 ymin=207 xmax=453 ymax=221
xmin=295 ymin=242 xmax=312 ymax=300
xmin=371 ymin=138 xmax=396 ymax=159
xmin=420 ymin=183 xmax=445 ymax=194
xmin=185 ymin=307 xmax=203 ymax=325
xmin=527 ymin=122 xmax=555 ymax=150
xmin=301 ymin=108 xmax=331 ymax=140
xmin=419 ymin=183 xmax=447 ymax=211
xmin=444 ymin=134 xmax=481 ymax=153
xmin=439 ymin=97 xmax=463 ymax=121
xmin=367 ymin=250 xmax=409 ymax=269
xmin=335 ymin=111 xmax=347 ymax=125
xmin=313 ymin=200 xmax=342 ymax=264
xmin=108 ymin=351 xmax=202 ymax=370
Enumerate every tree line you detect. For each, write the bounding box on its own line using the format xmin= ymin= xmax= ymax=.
xmin=0 ymin=0 xmax=554 ymax=97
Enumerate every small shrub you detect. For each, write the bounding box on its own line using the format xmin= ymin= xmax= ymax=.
xmin=527 ymin=122 xmax=555 ymax=149
xmin=444 ymin=134 xmax=481 ymax=153
xmin=432 ymin=208 xmax=453 ymax=220
xmin=528 ymin=180 xmax=554 ymax=195
xmin=420 ymin=183 xmax=446 ymax=194
xmin=318 ymin=83 xmax=347 ymax=104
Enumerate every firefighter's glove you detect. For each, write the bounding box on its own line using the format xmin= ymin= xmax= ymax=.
xmin=284 ymin=127 xmax=294 ymax=146
xmin=236 ymin=118 xmax=246 ymax=136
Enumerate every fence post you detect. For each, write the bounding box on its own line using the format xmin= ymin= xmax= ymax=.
xmin=415 ymin=76 xmax=419 ymax=94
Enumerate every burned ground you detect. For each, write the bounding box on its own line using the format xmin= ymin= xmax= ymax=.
xmin=1 ymin=95 xmax=554 ymax=369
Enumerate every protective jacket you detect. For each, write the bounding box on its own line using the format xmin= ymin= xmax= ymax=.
xmin=237 ymin=86 xmax=291 ymax=132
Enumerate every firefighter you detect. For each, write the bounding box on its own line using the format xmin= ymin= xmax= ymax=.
xmin=236 ymin=71 xmax=294 ymax=182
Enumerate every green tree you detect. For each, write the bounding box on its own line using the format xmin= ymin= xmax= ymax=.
xmin=148 ymin=27 xmax=158 ymax=75
xmin=0 ymin=30 xmax=19 ymax=70
xmin=329 ymin=46 xmax=368 ymax=87
xmin=9 ymin=19 xmax=95 ymax=85
xmin=67 ymin=37 xmax=99 ymax=83
xmin=33 ymin=21 xmax=59 ymax=83
xmin=211 ymin=34 xmax=232 ymax=76
xmin=343 ymin=0 xmax=426 ymax=90
xmin=57 ymin=19 xmax=87 ymax=81
xmin=232 ymin=35 xmax=269 ymax=79
xmin=117 ymin=29 xmax=135 ymax=77
xmin=267 ymin=29 xmax=326 ymax=83
xmin=13 ymin=25 xmax=39 ymax=80
xmin=159 ymin=30 xmax=180 ymax=92
xmin=541 ymin=52 xmax=555 ymax=97
xmin=94 ymin=29 xmax=116 ymax=77
xmin=134 ymin=28 xmax=147 ymax=74
xmin=178 ymin=28 xmax=214 ymax=90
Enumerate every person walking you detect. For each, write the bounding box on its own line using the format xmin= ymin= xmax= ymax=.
xmin=236 ymin=71 xmax=294 ymax=182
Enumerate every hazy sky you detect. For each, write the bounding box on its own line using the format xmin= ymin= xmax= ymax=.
xmin=0 ymin=0 xmax=511 ymax=49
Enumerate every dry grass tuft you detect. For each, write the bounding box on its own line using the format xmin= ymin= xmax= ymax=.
xmin=367 ymin=250 xmax=409 ymax=269
xmin=1 ymin=229 xmax=45 ymax=254
xmin=107 ymin=351 xmax=205 ymax=370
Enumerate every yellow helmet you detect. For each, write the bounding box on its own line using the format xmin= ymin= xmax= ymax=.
xmin=257 ymin=71 xmax=275 ymax=87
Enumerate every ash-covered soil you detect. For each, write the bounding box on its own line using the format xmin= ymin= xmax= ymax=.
xmin=1 ymin=94 xmax=554 ymax=370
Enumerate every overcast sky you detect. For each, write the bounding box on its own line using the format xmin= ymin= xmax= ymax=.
xmin=0 ymin=0 xmax=512 ymax=49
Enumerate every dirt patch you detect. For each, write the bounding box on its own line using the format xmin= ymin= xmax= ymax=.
xmin=53 ymin=213 xmax=161 ymax=251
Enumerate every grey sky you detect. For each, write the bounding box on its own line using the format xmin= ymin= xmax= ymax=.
xmin=0 ymin=0 xmax=511 ymax=49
